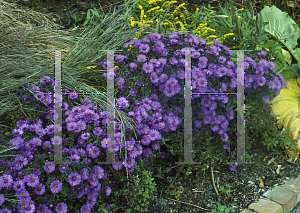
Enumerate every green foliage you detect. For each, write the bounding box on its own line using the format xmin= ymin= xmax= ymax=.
xmin=258 ymin=5 xmax=300 ymax=63
xmin=219 ymin=183 xmax=232 ymax=195
xmin=121 ymin=160 xmax=157 ymax=212
xmin=255 ymin=5 xmax=300 ymax=81
xmin=209 ymin=202 xmax=236 ymax=213
xmin=164 ymin=188 xmax=181 ymax=200
xmin=216 ymin=0 xmax=269 ymax=50
xmin=63 ymin=7 xmax=105 ymax=30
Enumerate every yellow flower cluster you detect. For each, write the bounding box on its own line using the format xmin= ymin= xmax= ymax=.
xmin=130 ymin=0 xmax=236 ymax=46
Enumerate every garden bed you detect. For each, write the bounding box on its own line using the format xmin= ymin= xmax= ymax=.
xmin=141 ymin=118 xmax=300 ymax=213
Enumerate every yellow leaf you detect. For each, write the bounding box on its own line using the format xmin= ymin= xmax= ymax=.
xmin=281 ymin=48 xmax=292 ymax=65
xmin=259 ymin=177 xmax=264 ymax=188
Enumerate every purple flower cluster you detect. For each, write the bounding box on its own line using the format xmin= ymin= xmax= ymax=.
xmin=97 ymin=31 xmax=285 ymax=172
xmin=0 ymin=76 xmax=119 ymax=212
xmin=0 ymin=68 xmax=186 ymax=212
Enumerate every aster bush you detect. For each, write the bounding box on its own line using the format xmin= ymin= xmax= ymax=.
xmin=91 ymin=30 xmax=286 ymax=176
xmin=0 ymin=75 xmax=161 ymax=212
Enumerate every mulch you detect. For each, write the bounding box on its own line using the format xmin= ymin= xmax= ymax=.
xmin=141 ymin=120 xmax=300 ymax=213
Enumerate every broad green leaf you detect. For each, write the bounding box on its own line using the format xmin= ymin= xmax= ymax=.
xmin=255 ymin=5 xmax=300 ymax=62
xmin=289 ymin=64 xmax=300 ymax=78
xmin=279 ymin=69 xmax=296 ymax=82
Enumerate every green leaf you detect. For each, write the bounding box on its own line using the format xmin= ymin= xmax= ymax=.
xmin=87 ymin=9 xmax=91 ymax=20
xmin=97 ymin=203 xmax=106 ymax=211
xmin=288 ymin=64 xmax=300 ymax=77
xmin=82 ymin=19 xmax=90 ymax=26
xmin=255 ymin=5 xmax=300 ymax=62
xmin=91 ymin=8 xmax=100 ymax=18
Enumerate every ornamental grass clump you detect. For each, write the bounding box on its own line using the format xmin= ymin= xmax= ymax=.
xmin=94 ymin=31 xmax=286 ymax=172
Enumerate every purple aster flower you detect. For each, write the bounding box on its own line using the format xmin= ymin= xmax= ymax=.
xmin=89 ymin=174 xmax=99 ymax=186
xmin=68 ymin=172 xmax=82 ymax=186
xmin=262 ymin=95 xmax=270 ymax=103
xmin=51 ymin=136 xmax=62 ymax=146
xmin=139 ymin=43 xmax=150 ymax=53
xmin=25 ymin=174 xmax=39 ymax=187
xmin=169 ymin=57 xmax=178 ymax=65
xmin=112 ymin=159 xmax=123 ymax=171
xmin=160 ymin=48 xmax=168 ymax=56
xmin=50 ymin=180 xmax=62 ymax=193
xmin=23 ymin=202 xmax=35 ymax=213
xmin=56 ymin=202 xmax=68 ymax=213
xmin=129 ymin=147 xmax=138 ymax=158
xmin=35 ymin=183 xmax=46 ymax=196
xmin=198 ymin=56 xmax=208 ymax=68
xmin=267 ymin=80 xmax=277 ymax=90
xmin=116 ymin=77 xmax=125 ymax=85
xmin=137 ymin=80 xmax=145 ymax=86
xmin=129 ymin=62 xmax=137 ymax=71
xmin=80 ymin=204 xmax=91 ymax=213
xmin=150 ymin=58 xmax=161 ymax=68
xmin=1 ymin=174 xmax=13 ymax=189
xmin=12 ymin=180 xmax=25 ymax=192
xmin=115 ymin=54 xmax=125 ymax=62
xmin=143 ymin=62 xmax=154 ymax=74
xmin=148 ymin=129 xmax=162 ymax=141
xmin=81 ymin=133 xmax=90 ymax=140
xmin=93 ymin=165 xmax=104 ymax=179
xmin=229 ymin=163 xmax=237 ymax=171
xmin=218 ymin=56 xmax=226 ymax=63
xmin=137 ymin=54 xmax=147 ymax=63
xmin=80 ymin=168 xmax=90 ymax=180
xmin=93 ymin=127 xmax=103 ymax=137
xmin=105 ymin=186 xmax=112 ymax=196
xmin=42 ymin=94 xmax=52 ymax=105
xmin=221 ymin=133 xmax=229 ymax=142
xmin=258 ymin=51 xmax=266 ymax=57
xmin=178 ymin=69 xmax=185 ymax=79
xmin=149 ymin=33 xmax=161 ymax=41
xmin=116 ymin=97 xmax=130 ymax=109
xmin=44 ymin=163 xmax=55 ymax=173
xmin=58 ymin=164 xmax=68 ymax=173
xmin=211 ymin=124 xmax=219 ymax=132
xmin=36 ymin=204 xmax=49 ymax=213
xmin=70 ymin=154 xmax=80 ymax=163
xmin=40 ymin=76 xmax=51 ymax=84
xmin=129 ymin=88 xmax=138 ymax=96
xmin=256 ymin=75 xmax=266 ymax=86
xmin=143 ymin=148 xmax=152 ymax=158
xmin=21 ymin=95 xmax=28 ymax=102
xmin=12 ymin=128 xmax=24 ymax=137
xmin=152 ymin=142 xmax=160 ymax=150
xmin=69 ymin=91 xmax=78 ymax=100
xmin=195 ymin=120 xmax=202 ymax=128
xmin=227 ymin=109 xmax=234 ymax=120
xmin=88 ymin=146 xmax=100 ymax=159
xmin=150 ymin=73 xmax=160 ymax=83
